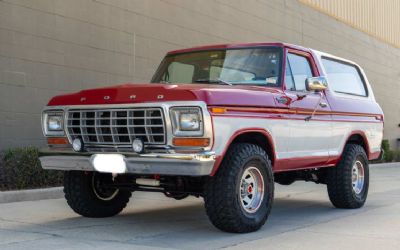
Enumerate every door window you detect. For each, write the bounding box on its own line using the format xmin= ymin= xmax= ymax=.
xmin=286 ymin=53 xmax=313 ymax=91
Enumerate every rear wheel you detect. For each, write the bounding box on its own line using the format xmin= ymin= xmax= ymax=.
xmin=64 ymin=171 xmax=131 ymax=217
xmin=204 ymin=143 xmax=274 ymax=233
xmin=327 ymin=144 xmax=369 ymax=208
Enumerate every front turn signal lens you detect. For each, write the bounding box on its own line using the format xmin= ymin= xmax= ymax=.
xmin=173 ymin=138 xmax=210 ymax=147
xmin=210 ymin=107 xmax=226 ymax=114
xmin=47 ymin=137 xmax=69 ymax=145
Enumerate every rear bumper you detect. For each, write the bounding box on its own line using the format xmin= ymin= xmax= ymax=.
xmin=39 ymin=148 xmax=216 ymax=176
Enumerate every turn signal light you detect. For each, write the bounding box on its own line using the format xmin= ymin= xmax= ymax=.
xmin=173 ymin=138 xmax=210 ymax=147
xmin=47 ymin=137 xmax=69 ymax=145
xmin=210 ymin=107 xmax=226 ymax=114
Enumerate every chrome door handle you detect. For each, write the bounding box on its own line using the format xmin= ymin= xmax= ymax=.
xmin=319 ymin=102 xmax=328 ymax=108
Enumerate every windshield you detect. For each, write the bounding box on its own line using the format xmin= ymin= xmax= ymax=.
xmin=151 ymin=47 xmax=282 ymax=87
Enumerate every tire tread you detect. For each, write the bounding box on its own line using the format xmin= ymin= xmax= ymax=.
xmin=204 ymin=143 xmax=274 ymax=233
xmin=327 ymin=144 xmax=369 ymax=209
xmin=64 ymin=171 xmax=131 ymax=218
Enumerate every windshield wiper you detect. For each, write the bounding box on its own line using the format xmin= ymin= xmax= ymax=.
xmin=194 ymin=79 xmax=232 ymax=86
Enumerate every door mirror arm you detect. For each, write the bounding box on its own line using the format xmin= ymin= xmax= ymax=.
xmin=303 ymin=76 xmax=329 ymax=121
xmin=305 ymin=91 xmax=324 ymax=121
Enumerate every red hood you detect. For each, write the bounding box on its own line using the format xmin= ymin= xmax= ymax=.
xmin=47 ymin=83 xmax=283 ymax=107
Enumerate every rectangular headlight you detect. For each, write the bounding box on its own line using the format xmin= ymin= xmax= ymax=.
xmin=42 ymin=110 xmax=64 ymax=136
xmin=48 ymin=115 xmax=63 ymax=131
xmin=179 ymin=112 xmax=201 ymax=131
xmin=170 ymin=107 xmax=203 ymax=137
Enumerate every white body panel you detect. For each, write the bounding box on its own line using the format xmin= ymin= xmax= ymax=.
xmin=212 ymin=116 xmax=383 ymax=161
xmin=329 ymin=121 xmax=383 ymax=156
xmin=285 ymin=118 xmax=332 ymax=158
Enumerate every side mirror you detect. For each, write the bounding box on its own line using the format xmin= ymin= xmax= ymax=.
xmin=305 ymin=76 xmax=328 ymax=91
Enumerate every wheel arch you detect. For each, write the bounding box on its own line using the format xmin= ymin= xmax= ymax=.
xmin=210 ymin=128 xmax=276 ymax=176
xmin=344 ymin=131 xmax=371 ymax=159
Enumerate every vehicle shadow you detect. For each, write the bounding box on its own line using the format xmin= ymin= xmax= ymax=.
xmin=10 ymin=196 xmax=361 ymax=249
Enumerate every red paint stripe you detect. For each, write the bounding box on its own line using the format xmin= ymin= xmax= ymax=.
xmin=211 ymin=113 xmax=381 ymax=123
xmin=209 ymin=106 xmax=383 ymax=123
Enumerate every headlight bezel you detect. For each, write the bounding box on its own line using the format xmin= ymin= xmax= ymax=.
xmin=42 ymin=110 xmax=65 ymax=136
xmin=170 ymin=106 xmax=204 ymax=137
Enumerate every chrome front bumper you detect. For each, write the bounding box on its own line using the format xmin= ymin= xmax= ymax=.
xmin=39 ymin=149 xmax=216 ymax=176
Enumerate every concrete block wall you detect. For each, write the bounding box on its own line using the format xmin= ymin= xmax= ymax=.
xmin=0 ymin=0 xmax=399 ymax=149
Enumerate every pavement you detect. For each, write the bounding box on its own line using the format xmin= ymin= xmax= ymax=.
xmin=0 ymin=165 xmax=399 ymax=250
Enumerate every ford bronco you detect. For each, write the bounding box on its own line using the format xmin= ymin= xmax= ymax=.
xmin=39 ymin=43 xmax=384 ymax=233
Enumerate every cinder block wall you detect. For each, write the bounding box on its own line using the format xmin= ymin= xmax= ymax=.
xmin=0 ymin=0 xmax=399 ymax=149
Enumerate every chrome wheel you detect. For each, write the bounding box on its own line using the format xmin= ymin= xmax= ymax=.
xmin=352 ymin=160 xmax=365 ymax=194
xmin=239 ymin=166 xmax=265 ymax=213
xmin=91 ymin=173 xmax=119 ymax=201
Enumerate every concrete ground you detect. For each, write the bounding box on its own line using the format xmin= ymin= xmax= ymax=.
xmin=0 ymin=166 xmax=399 ymax=250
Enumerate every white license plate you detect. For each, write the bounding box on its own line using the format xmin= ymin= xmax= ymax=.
xmin=91 ymin=154 xmax=127 ymax=174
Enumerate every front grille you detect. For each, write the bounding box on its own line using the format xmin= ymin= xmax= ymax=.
xmin=66 ymin=108 xmax=166 ymax=148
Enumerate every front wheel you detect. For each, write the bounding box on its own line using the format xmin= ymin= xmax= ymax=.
xmin=64 ymin=171 xmax=131 ymax=217
xmin=204 ymin=143 xmax=274 ymax=233
xmin=327 ymin=144 xmax=369 ymax=208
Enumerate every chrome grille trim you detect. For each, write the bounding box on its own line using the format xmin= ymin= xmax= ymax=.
xmin=66 ymin=108 xmax=166 ymax=148
xmin=43 ymin=101 xmax=214 ymax=152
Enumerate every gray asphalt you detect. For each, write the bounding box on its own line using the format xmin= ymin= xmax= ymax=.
xmin=0 ymin=165 xmax=399 ymax=250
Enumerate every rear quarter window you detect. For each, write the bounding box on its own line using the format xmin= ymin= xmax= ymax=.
xmin=321 ymin=57 xmax=368 ymax=97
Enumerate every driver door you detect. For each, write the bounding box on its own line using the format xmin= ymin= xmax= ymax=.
xmin=283 ymin=50 xmax=332 ymax=170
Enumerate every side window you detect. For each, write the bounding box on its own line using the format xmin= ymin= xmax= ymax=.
xmin=321 ymin=58 xmax=367 ymax=96
xmin=286 ymin=53 xmax=313 ymax=91
xmin=163 ymin=62 xmax=194 ymax=83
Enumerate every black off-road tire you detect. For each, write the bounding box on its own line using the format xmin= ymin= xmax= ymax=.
xmin=204 ymin=143 xmax=274 ymax=233
xmin=327 ymin=144 xmax=369 ymax=209
xmin=64 ymin=171 xmax=131 ymax=217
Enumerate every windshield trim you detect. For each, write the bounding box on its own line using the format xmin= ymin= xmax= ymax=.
xmin=151 ymin=46 xmax=284 ymax=88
